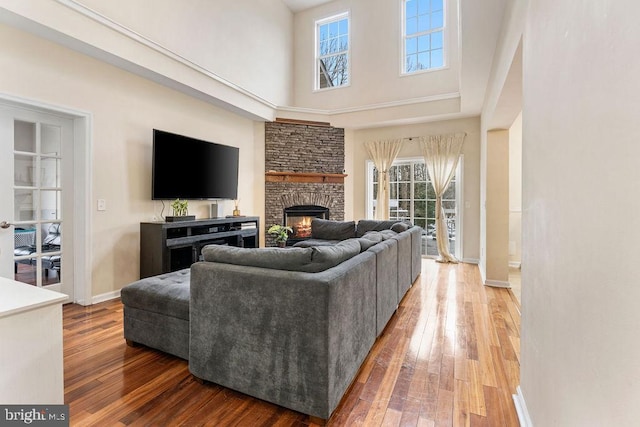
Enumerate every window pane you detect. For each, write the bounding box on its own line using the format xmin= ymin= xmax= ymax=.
xmin=415 ymin=182 xmax=426 ymax=199
xmin=418 ymin=14 xmax=431 ymax=32
xmin=339 ymin=19 xmax=348 ymax=35
xmin=41 ymin=190 xmax=61 ymax=220
xmin=431 ymin=10 xmax=444 ymax=28
xmin=319 ymin=24 xmax=328 ymax=40
xmin=414 ymin=200 xmax=426 ymax=218
xmin=427 ymin=200 xmax=436 ymax=218
xmin=414 ymin=163 xmax=426 ymax=180
xmin=15 ymin=154 xmax=36 ymax=187
xmin=390 ymin=183 xmax=398 ymax=200
xmin=15 ymin=190 xmax=35 ymax=221
xmin=406 ymin=54 xmax=417 ymax=72
xmin=373 ymin=183 xmax=378 ymax=199
xmin=41 ymin=157 xmax=61 ymax=188
xmin=406 ymin=0 xmax=418 ymax=18
xmin=406 ymin=17 xmax=418 ymax=35
xmin=320 ymin=40 xmax=328 ymax=55
xmin=427 ymin=182 xmax=436 ymax=199
xmin=418 ymin=52 xmax=429 ymax=69
xmin=399 ymin=183 xmax=411 ymax=199
xmin=329 ymin=21 xmax=339 ymax=37
xmin=431 ymin=31 xmax=443 ymax=49
xmin=399 ymin=164 xmax=411 ymax=181
xmin=398 ymin=200 xmax=411 ymax=218
xmin=418 ymin=0 xmax=429 ymax=14
xmin=418 ymin=34 xmax=430 ymax=52
xmin=431 ymin=0 xmax=443 ymax=12
xmin=406 ymin=37 xmax=418 ymax=55
xmin=431 ymin=49 xmax=444 ymax=68
xmin=41 ymin=124 xmax=61 ymax=155
xmin=14 ymin=121 xmax=36 ymax=153
xmin=444 ymin=182 xmax=455 ymax=199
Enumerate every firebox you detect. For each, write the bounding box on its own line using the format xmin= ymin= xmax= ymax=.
xmin=283 ymin=205 xmax=329 ymax=245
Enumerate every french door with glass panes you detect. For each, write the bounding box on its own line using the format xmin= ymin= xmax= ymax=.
xmin=367 ymin=158 xmax=461 ymax=258
xmin=0 ymin=105 xmax=73 ymax=298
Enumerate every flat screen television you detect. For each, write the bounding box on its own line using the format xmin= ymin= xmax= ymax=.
xmin=152 ymin=129 xmax=239 ymax=200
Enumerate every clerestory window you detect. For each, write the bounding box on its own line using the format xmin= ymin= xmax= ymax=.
xmin=402 ymin=0 xmax=445 ymax=74
xmin=315 ymin=12 xmax=350 ymax=90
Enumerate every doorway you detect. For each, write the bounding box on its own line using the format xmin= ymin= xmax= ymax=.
xmin=0 ymin=97 xmax=91 ymax=304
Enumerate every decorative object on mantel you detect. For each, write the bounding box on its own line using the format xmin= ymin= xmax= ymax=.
xmin=166 ymin=199 xmax=195 ymax=222
xmin=267 ymin=224 xmax=293 ymax=248
xmin=265 ymin=171 xmax=347 ymax=184
xmin=233 ymin=199 xmax=241 ymax=217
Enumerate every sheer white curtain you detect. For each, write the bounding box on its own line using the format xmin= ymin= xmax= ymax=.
xmin=420 ymin=132 xmax=466 ymax=263
xmin=365 ymin=139 xmax=402 ymax=220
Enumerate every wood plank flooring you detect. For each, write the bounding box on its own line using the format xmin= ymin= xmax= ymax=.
xmin=63 ymin=260 xmax=521 ymax=426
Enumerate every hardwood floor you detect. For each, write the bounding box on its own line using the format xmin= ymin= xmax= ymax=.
xmin=63 ymin=260 xmax=521 ymax=426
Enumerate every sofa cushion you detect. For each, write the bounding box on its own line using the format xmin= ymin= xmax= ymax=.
xmin=311 ymin=219 xmax=356 ymax=240
xmin=202 ymin=245 xmax=313 ymax=271
xmin=391 ymin=222 xmax=411 ymax=233
xmin=355 ymin=220 xmax=399 ymax=237
xmin=292 ymin=239 xmax=341 ymax=248
xmin=201 ymin=240 xmax=361 ymax=273
xmin=380 ymin=229 xmax=398 ymax=240
xmin=307 ymin=239 xmax=361 ymax=272
xmin=120 ymin=268 xmax=191 ymax=320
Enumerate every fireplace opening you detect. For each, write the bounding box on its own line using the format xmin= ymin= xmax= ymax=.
xmin=284 ymin=205 xmax=329 ymax=244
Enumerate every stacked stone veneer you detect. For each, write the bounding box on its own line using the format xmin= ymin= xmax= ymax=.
xmin=265 ymin=121 xmax=345 ymax=246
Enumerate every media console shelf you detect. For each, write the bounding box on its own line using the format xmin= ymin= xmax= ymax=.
xmin=140 ymin=216 xmax=260 ymax=279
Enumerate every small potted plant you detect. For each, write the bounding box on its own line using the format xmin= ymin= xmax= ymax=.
xmin=166 ymin=198 xmax=195 ymax=222
xmin=267 ymin=224 xmax=293 ymax=248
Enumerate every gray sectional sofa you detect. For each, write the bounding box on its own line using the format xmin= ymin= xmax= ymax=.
xmin=121 ymin=219 xmax=422 ymax=421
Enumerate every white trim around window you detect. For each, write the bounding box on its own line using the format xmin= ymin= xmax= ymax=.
xmin=314 ymin=11 xmax=351 ymax=91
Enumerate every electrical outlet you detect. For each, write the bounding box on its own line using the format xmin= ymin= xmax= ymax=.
xmin=97 ymin=199 xmax=106 ymax=211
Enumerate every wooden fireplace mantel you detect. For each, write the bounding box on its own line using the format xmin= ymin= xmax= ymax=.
xmin=265 ymin=171 xmax=347 ymax=184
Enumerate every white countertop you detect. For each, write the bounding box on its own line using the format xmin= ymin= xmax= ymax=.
xmin=0 ymin=277 xmax=67 ymax=318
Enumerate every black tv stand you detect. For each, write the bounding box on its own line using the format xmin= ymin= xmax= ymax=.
xmin=139 ymin=216 xmax=259 ymax=278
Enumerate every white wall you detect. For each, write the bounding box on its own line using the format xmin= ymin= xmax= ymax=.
xmin=292 ymin=0 xmax=460 ymax=111
xmin=508 ymin=111 xmax=522 ymax=266
xmin=351 ymin=116 xmax=481 ymax=262
xmin=76 ymin=0 xmax=293 ymax=107
xmin=0 ymin=0 xmax=293 ymax=120
xmin=0 ymin=24 xmax=260 ymax=298
xmin=521 ymin=1 xmax=640 ymax=424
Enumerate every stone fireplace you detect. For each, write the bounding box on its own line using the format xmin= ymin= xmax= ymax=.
xmin=265 ymin=119 xmax=345 ymax=247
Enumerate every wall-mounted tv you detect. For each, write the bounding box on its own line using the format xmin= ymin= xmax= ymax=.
xmin=152 ymin=129 xmax=239 ymax=200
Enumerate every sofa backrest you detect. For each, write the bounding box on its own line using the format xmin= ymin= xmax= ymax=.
xmin=311 ymin=219 xmax=356 ymax=240
xmin=355 ymin=220 xmax=412 ymax=237
xmin=201 ymin=239 xmax=362 ymax=273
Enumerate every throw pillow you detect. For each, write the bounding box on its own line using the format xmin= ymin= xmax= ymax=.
xmin=391 ymin=222 xmax=410 ymax=233
xmin=311 ymin=219 xmax=356 ymax=240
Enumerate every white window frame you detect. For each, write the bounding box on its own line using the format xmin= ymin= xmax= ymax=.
xmin=365 ymin=156 xmax=463 ymax=259
xmin=314 ymin=12 xmax=351 ymax=91
xmin=401 ymin=0 xmax=447 ymax=75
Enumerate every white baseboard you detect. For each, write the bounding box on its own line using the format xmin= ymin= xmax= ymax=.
xmin=513 ymin=385 xmax=533 ymax=427
xmin=462 ymin=258 xmax=480 ymax=264
xmin=92 ymin=289 xmax=121 ymax=304
xmin=509 ymin=261 xmax=521 ymax=269
xmin=484 ymin=279 xmax=511 ymax=288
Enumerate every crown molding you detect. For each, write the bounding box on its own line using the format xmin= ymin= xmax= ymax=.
xmin=277 ymin=92 xmax=460 ymax=116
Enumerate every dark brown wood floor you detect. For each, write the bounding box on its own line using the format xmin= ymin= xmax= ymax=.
xmin=63 ymin=260 xmax=520 ymax=426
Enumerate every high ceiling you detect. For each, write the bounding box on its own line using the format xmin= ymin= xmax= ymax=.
xmin=281 ymin=0 xmax=333 ymax=13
